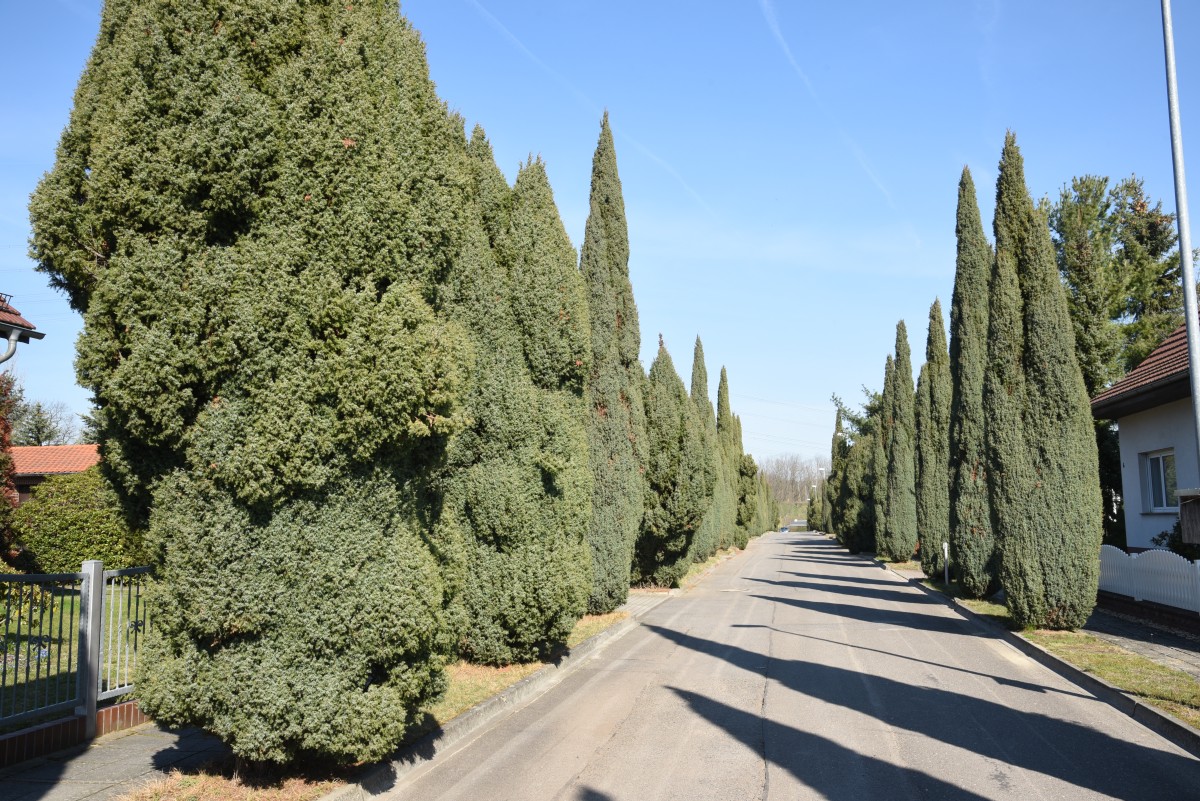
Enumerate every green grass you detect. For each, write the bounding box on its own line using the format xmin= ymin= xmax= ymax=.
xmin=1025 ymin=629 xmax=1200 ymax=729
xmin=913 ymin=572 xmax=1200 ymax=730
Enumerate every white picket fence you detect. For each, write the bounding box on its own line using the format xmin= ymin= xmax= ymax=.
xmin=1100 ymin=544 xmax=1200 ymax=614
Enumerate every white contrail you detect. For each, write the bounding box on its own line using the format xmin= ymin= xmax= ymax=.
xmin=468 ymin=0 xmax=716 ymax=217
xmin=759 ymin=0 xmax=895 ymax=209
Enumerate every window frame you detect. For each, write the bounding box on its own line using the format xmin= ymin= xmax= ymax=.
xmin=1143 ymin=448 xmax=1179 ymax=513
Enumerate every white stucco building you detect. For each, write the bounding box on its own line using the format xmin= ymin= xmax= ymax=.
xmin=1092 ymin=322 xmax=1198 ymax=551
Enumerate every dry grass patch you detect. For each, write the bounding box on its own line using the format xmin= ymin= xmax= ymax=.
xmin=1024 ymin=629 xmax=1200 ymax=729
xmin=888 ymin=560 xmax=922 ymax=573
xmin=680 ymin=548 xmax=739 ymax=589
xmin=114 ymin=762 xmax=343 ymax=801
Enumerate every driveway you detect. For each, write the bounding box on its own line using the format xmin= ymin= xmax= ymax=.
xmin=390 ymin=531 xmax=1200 ymax=800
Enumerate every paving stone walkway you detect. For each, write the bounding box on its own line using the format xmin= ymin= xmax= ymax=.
xmin=0 ymin=724 xmax=226 ymax=801
xmin=1083 ymin=607 xmax=1200 ymax=683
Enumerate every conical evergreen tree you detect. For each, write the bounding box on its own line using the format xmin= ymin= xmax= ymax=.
xmin=442 ymin=139 xmax=593 ymax=665
xmin=714 ymin=367 xmax=742 ymax=549
xmin=916 ymin=300 xmax=951 ymax=578
xmin=873 ymin=356 xmax=895 ymax=553
xmin=986 ymin=133 xmax=1102 ymax=629
xmin=635 ymin=339 xmax=715 ymax=586
xmin=689 ymin=337 xmax=726 ymax=562
xmin=582 ymin=113 xmax=647 ymax=613
xmin=949 ymin=167 xmax=998 ymax=598
xmin=29 ymin=1 xmax=473 ymax=763
xmin=882 ymin=322 xmax=917 ymax=561
xmin=826 ymin=410 xmax=846 ymax=535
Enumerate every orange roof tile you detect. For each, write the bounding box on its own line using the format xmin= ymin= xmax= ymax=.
xmin=11 ymin=444 xmax=100 ymax=476
xmin=1091 ymin=318 xmax=1193 ymax=418
xmin=0 ymin=294 xmax=42 ymax=341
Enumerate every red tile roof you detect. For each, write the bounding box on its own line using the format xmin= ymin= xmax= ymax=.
xmin=11 ymin=444 xmax=100 ymax=477
xmin=0 ymin=294 xmax=41 ymax=339
xmin=1091 ymin=319 xmax=1193 ymax=418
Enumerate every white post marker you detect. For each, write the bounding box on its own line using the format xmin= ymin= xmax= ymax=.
xmin=943 ymin=541 xmax=950 ymax=587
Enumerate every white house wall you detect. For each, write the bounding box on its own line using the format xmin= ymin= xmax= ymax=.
xmin=1117 ymin=397 xmax=1199 ymax=550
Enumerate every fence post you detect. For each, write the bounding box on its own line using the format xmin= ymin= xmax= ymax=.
xmin=77 ymin=560 xmax=104 ymax=739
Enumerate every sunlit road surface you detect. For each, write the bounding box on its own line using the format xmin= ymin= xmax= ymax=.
xmin=390 ymin=531 xmax=1200 ymax=800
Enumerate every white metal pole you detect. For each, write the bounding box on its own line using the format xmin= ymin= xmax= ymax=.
xmin=1162 ymin=0 xmax=1200 ymax=477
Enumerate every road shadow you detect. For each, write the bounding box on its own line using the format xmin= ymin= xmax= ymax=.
xmin=670 ymin=688 xmax=996 ymax=800
xmin=746 ymin=575 xmax=941 ymax=607
xmin=779 ymin=570 xmax=906 ymax=588
xmin=646 ymin=624 xmax=1200 ymax=799
xmin=749 ymin=592 xmax=979 ymax=637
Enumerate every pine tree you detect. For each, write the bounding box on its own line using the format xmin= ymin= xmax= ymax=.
xmin=916 ymin=300 xmax=951 ymax=579
xmin=582 ymin=113 xmax=647 ymax=613
xmin=873 ymin=356 xmax=895 ymax=554
xmin=949 ymin=167 xmax=997 ymax=598
xmin=689 ymin=337 xmax=726 ymax=562
xmin=28 ymin=1 xmax=472 ymax=764
xmin=635 ymin=339 xmax=715 ymax=586
xmin=986 ymin=133 xmax=1101 ymax=629
xmin=442 ymin=138 xmax=593 ymax=665
xmin=0 ymin=373 xmax=17 ymax=562
xmin=881 ymin=322 xmax=917 ymax=561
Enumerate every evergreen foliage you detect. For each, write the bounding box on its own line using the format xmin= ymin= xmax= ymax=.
xmin=873 ymin=356 xmax=895 ymax=553
xmin=916 ymin=300 xmax=951 ymax=578
xmin=1048 ymin=175 xmax=1180 ymax=548
xmin=717 ymin=370 xmax=749 ymax=548
xmin=948 ymin=168 xmax=997 ymax=598
xmin=635 ymin=340 xmax=715 ymax=586
xmin=442 ymin=137 xmax=593 ymax=665
xmin=582 ymin=113 xmax=647 ymax=613
xmin=985 ymin=134 xmax=1102 ymax=629
xmin=29 ymin=1 xmax=473 ymax=763
xmin=0 ymin=373 xmax=18 ymax=562
xmin=689 ymin=337 xmax=727 ymax=562
xmin=13 ymin=466 xmax=143 ymax=573
xmin=825 ymin=411 xmax=845 ymax=534
xmin=710 ymin=366 xmax=739 ymax=546
xmin=881 ymin=321 xmax=917 ymax=561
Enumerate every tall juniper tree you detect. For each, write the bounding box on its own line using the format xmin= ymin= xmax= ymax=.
xmin=882 ymin=322 xmax=917 ymax=561
xmin=635 ymin=338 xmax=715 ymax=586
xmin=29 ymin=1 xmax=473 ymax=764
xmin=582 ymin=113 xmax=647 ymax=612
xmin=443 ymin=138 xmax=593 ymax=665
xmin=986 ymin=133 xmax=1101 ymax=629
xmin=873 ymin=355 xmax=895 ymax=554
xmin=916 ymin=300 xmax=951 ymax=578
xmin=689 ymin=336 xmax=727 ymax=562
xmin=949 ymin=167 xmax=997 ymax=598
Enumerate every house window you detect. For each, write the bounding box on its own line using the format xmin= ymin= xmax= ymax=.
xmin=1144 ymin=449 xmax=1178 ymax=512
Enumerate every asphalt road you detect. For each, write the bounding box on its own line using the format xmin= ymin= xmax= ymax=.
xmin=391 ymin=531 xmax=1200 ymax=800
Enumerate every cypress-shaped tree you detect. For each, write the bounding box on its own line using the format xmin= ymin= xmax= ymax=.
xmin=689 ymin=336 xmax=726 ymax=562
xmin=582 ymin=113 xmax=647 ymax=613
xmin=715 ymin=367 xmax=742 ymax=548
xmin=916 ymin=300 xmax=951 ymax=578
xmin=442 ymin=139 xmax=593 ymax=665
xmin=882 ymin=321 xmax=917 ymax=561
xmin=29 ymin=1 xmax=472 ymax=763
xmin=873 ymin=356 xmax=895 ymax=553
xmin=949 ymin=167 xmax=998 ymax=598
xmin=635 ymin=339 xmax=715 ymax=586
xmin=826 ymin=410 xmax=846 ymax=535
xmin=987 ymin=133 xmax=1102 ymax=629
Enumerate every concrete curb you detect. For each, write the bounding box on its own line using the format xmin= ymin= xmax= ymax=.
xmin=321 ymin=594 xmax=672 ymax=800
xmin=873 ymin=557 xmax=1200 ymax=761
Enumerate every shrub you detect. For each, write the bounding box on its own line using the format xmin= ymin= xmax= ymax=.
xmin=13 ymin=466 xmax=142 ymax=573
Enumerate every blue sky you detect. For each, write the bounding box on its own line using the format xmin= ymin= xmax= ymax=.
xmin=2 ymin=1 xmax=1198 ymax=462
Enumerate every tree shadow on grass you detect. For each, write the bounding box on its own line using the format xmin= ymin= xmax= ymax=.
xmin=645 ymin=624 xmax=1200 ymax=799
